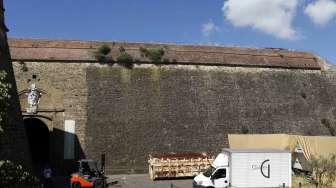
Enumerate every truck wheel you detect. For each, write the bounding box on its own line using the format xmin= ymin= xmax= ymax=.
xmin=72 ymin=182 xmax=81 ymax=188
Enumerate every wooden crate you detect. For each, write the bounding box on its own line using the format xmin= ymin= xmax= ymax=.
xmin=148 ymin=152 xmax=214 ymax=180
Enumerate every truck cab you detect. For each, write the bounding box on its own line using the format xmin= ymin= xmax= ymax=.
xmin=193 ymin=153 xmax=230 ymax=188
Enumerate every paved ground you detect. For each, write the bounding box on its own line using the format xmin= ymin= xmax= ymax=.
xmin=53 ymin=174 xmax=193 ymax=188
xmin=108 ymin=174 xmax=193 ymax=188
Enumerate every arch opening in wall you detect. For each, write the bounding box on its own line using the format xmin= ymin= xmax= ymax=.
xmin=24 ymin=118 xmax=50 ymax=169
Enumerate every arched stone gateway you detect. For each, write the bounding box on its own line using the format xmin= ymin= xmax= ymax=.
xmin=24 ymin=118 xmax=50 ymax=171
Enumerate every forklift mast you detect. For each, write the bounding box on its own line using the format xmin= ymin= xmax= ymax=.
xmin=101 ymin=153 xmax=105 ymax=174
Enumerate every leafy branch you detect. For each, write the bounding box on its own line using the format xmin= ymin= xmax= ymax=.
xmin=0 ymin=70 xmax=11 ymax=133
xmin=0 ymin=160 xmax=40 ymax=187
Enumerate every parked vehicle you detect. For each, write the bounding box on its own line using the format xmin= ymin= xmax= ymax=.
xmin=70 ymin=154 xmax=107 ymax=188
xmin=193 ymin=149 xmax=291 ymax=188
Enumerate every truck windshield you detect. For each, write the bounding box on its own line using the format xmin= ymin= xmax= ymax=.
xmin=203 ymin=166 xmax=216 ymax=177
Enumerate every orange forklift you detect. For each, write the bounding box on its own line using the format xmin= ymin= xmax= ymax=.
xmin=70 ymin=154 xmax=108 ymax=188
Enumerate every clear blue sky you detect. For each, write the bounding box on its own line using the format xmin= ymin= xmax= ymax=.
xmin=4 ymin=0 xmax=336 ymax=64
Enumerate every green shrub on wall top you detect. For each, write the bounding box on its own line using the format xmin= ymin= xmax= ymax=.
xmin=0 ymin=160 xmax=40 ymax=187
xmin=97 ymin=44 xmax=111 ymax=55
xmin=93 ymin=44 xmax=113 ymax=63
xmin=0 ymin=70 xmax=11 ymax=132
xmin=139 ymin=47 xmax=165 ymax=63
xmin=117 ymin=46 xmax=134 ymax=69
xmin=93 ymin=44 xmax=135 ymax=69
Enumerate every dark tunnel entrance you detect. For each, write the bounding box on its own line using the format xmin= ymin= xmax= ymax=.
xmin=24 ymin=118 xmax=50 ymax=169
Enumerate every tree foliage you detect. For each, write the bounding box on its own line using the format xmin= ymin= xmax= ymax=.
xmin=0 ymin=70 xmax=11 ymax=132
xmin=0 ymin=72 xmax=39 ymax=187
xmin=0 ymin=160 xmax=40 ymax=187
xmin=309 ymin=154 xmax=336 ymax=187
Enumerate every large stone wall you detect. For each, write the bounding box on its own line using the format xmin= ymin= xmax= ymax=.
xmin=12 ymin=61 xmax=336 ymax=174
xmin=85 ymin=65 xmax=336 ymax=173
xmin=8 ymin=38 xmax=336 ymax=174
xmin=0 ymin=1 xmax=30 ymax=167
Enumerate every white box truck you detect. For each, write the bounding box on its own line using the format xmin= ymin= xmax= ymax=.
xmin=193 ymin=149 xmax=291 ymax=188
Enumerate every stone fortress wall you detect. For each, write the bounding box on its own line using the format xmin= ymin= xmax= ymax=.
xmin=9 ymin=38 xmax=336 ymax=174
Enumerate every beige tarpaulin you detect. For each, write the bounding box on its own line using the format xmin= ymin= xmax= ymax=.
xmin=228 ymin=134 xmax=296 ymax=151
xmin=228 ymin=134 xmax=336 ymax=160
xmin=297 ymin=136 xmax=336 ymax=160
